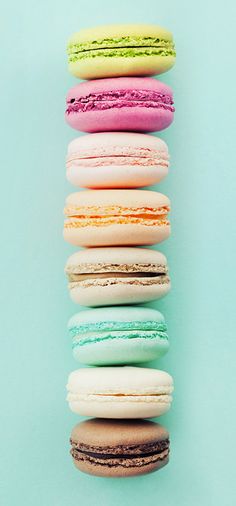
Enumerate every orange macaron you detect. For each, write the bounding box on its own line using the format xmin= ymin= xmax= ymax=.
xmin=63 ymin=189 xmax=171 ymax=247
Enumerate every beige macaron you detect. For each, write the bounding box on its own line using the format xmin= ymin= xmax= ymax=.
xmin=67 ymin=366 xmax=173 ymax=419
xmin=65 ymin=247 xmax=170 ymax=306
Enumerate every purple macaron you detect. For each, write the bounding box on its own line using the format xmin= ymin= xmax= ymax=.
xmin=65 ymin=77 xmax=174 ymax=133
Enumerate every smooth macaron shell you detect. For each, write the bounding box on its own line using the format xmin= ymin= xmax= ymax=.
xmin=65 ymin=247 xmax=170 ymax=307
xmin=67 ymin=24 xmax=176 ymax=80
xmin=70 ymin=418 xmax=170 ymax=477
xmin=65 ymin=77 xmax=174 ymax=133
xmin=69 ymin=306 xmax=169 ymax=366
xmin=67 ymin=366 xmax=173 ymax=419
xmin=64 ymin=189 xmax=171 ymax=247
xmin=66 ymin=132 xmax=169 ymax=188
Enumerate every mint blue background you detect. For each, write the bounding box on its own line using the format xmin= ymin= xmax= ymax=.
xmin=1 ymin=1 xmax=235 ymax=504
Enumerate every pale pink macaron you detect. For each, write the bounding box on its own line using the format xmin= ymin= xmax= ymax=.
xmin=65 ymin=247 xmax=170 ymax=306
xmin=63 ymin=189 xmax=170 ymax=247
xmin=66 ymin=132 xmax=170 ymax=188
xmin=65 ymin=77 xmax=174 ymax=133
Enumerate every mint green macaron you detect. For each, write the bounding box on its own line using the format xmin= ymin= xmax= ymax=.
xmin=68 ymin=306 xmax=169 ymax=366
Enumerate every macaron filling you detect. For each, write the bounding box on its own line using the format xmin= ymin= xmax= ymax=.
xmin=72 ymin=330 xmax=167 ymax=347
xmin=70 ymin=438 xmax=169 ymax=468
xmin=66 ymin=89 xmax=175 ymax=114
xmin=70 ymin=320 xmax=168 ymax=347
xmin=67 ymin=391 xmax=172 ymax=403
xmin=67 ymin=36 xmax=175 ymax=62
xmin=64 ymin=204 xmax=170 ymax=228
xmin=66 ymin=262 xmax=169 ymax=288
xmin=66 ymin=146 xmax=169 ymax=169
xmin=70 ymin=319 xmax=167 ymax=335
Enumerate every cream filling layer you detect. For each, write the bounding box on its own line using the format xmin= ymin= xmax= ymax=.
xmin=67 ymin=393 xmax=172 ymax=403
xmin=66 ymin=148 xmax=169 ymax=169
xmin=65 ymin=262 xmax=167 ymax=275
xmin=64 ymin=205 xmax=170 ymax=227
xmin=68 ymin=271 xmax=168 ymax=281
xmin=64 ymin=205 xmax=169 ymax=217
xmin=69 ymin=276 xmax=170 ymax=289
xmin=64 ymin=216 xmax=169 ymax=228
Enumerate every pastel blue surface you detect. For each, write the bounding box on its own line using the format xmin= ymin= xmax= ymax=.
xmin=1 ymin=1 xmax=236 ymax=505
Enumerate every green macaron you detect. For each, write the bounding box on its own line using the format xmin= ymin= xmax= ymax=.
xmin=68 ymin=306 xmax=169 ymax=366
xmin=67 ymin=24 xmax=176 ymax=79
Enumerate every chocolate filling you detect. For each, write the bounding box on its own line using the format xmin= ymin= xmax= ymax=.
xmin=71 ymin=438 xmax=169 ymax=461
xmin=72 ymin=448 xmax=166 ymax=460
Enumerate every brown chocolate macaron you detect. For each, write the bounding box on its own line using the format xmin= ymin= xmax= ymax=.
xmin=70 ymin=418 xmax=170 ymax=477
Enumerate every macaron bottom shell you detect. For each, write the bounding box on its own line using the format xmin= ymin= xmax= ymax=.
xmin=72 ymin=452 xmax=168 ymax=478
xmin=68 ymin=397 xmax=171 ymax=419
xmin=67 ymin=163 xmax=168 ymax=189
xmin=69 ymin=280 xmax=170 ymax=307
xmin=64 ymin=223 xmax=171 ymax=247
xmin=73 ymin=335 xmax=169 ymax=366
xmin=68 ymin=54 xmax=175 ymax=80
xmin=66 ymin=106 xmax=174 ymax=133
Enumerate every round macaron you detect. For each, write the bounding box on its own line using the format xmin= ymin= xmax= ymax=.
xmin=69 ymin=306 xmax=169 ymax=366
xmin=65 ymin=247 xmax=170 ymax=306
xmin=70 ymin=418 xmax=170 ymax=477
xmin=65 ymin=77 xmax=174 ymax=133
xmin=67 ymin=23 xmax=176 ymax=80
xmin=63 ymin=190 xmax=171 ymax=247
xmin=67 ymin=366 xmax=173 ymax=418
xmin=66 ymin=132 xmax=170 ymax=188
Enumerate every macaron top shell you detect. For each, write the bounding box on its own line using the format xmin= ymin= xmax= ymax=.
xmin=65 ymin=246 xmax=168 ymax=271
xmin=65 ymin=189 xmax=170 ymax=212
xmin=68 ymin=24 xmax=174 ymax=45
xmin=67 ymin=132 xmax=169 ymax=159
xmin=71 ymin=418 xmax=169 ymax=448
xmin=67 ymin=366 xmax=173 ymax=396
xmin=68 ymin=306 xmax=166 ymax=329
xmin=66 ymin=77 xmax=173 ymax=105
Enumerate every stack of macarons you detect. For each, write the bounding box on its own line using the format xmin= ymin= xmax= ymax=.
xmin=64 ymin=23 xmax=176 ymax=478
